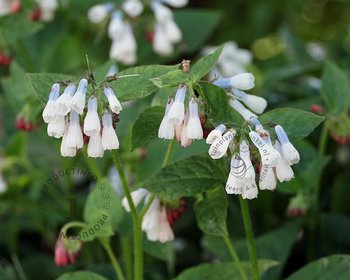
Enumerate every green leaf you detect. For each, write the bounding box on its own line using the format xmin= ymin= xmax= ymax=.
xmin=175 ymin=9 xmax=222 ymax=53
xmin=112 ymin=64 xmax=180 ymax=102
xmin=142 ymin=154 xmax=229 ymax=200
xmin=194 ymin=186 xmax=228 ymax=236
xmin=286 ymin=255 xmax=350 ymax=280
xmin=259 ymin=108 xmax=324 ymax=139
xmin=82 ymin=178 xmax=123 ymax=241
xmin=26 ymin=73 xmax=79 ymax=104
xmin=57 ymin=271 xmax=108 ymax=280
xmin=151 ymin=69 xmax=188 ymax=88
xmin=131 ymin=106 xmax=165 ymax=150
xmin=173 ymin=260 xmax=278 ymax=280
xmin=321 ymin=61 xmax=350 ymax=115
xmin=190 ymin=45 xmax=224 ymax=83
xmin=0 ymin=15 xmax=42 ymax=43
xmin=199 ymin=82 xmax=244 ymax=125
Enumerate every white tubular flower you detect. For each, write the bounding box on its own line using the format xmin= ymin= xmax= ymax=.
xmin=225 ymin=173 xmax=243 ymax=195
xmin=122 ymin=188 xmax=149 ymax=212
xmin=259 ymin=164 xmax=277 ymax=190
xmin=180 ymin=112 xmax=192 ymax=147
xmin=88 ymin=2 xmax=114 ymax=24
xmin=87 ymin=134 xmax=104 ymax=158
xmin=231 ymin=88 xmax=267 ymax=114
xmin=37 ymin=0 xmax=58 ymax=21
xmin=167 ymin=85 xmax=186 ymax=125
xmin=66 ymin=111 xmax=84 ymax=149
xmin=122 ymin=0 xmax=144 ymax=17
xmin=242 ymin=181 xmax=258 ymax=200
xmin=0 ymin=0 xmax=11 ymax=16
xmin=71 ymin=79 xmax=88 ymax=114
xmin=229 ymin=98 xmax=257 ymax=121
xmin=101 ymin=112 xmax=119 ymax=150
xmin=83 ymin=97 xmax=100 ymax=136
xmin=206 ymin=124 xmax=226 ymax=144
xmin=55 ymin=83 xmax=76 ymax=116
xmin=108 ymin=11 xmax=124 ymax=40
xmin=60 ymin=122 xmax=77 ymax=157
xmin=274 ymin=141 xmax=294 ymax=182
xmin=153 ymin=23 xmax=173 ymax=56
xmin=163 ymin=19 xmax=182 ymax=43
xmin=249 ymin=131 xmax=280 ymax=167
xmin=275 ymin=125 xmax=300 ymax=164
xmin=151 ymin=1 xmax=173 ymax=23
xmin=160 ymin=0 xmax=188 ymax=8
xmin=42 ymin=83 xmax=60 ymax=123
xmin=239 ymin=140 xmax=255 ymax=180
xmin=104 ymin=86 xmax=122 ymax=114
xmin=158 ymin=207 xmax=174 ymax=243
xmin=47 ymin=115 xmax=65 ymax=138
xmin=158 ymin=98 xmax=175 ymax=139
xmin=208 ymin=129 xmax=236 ymax=159
xmin=142 ymin=198 xmax=174 ymax=243
xmin=186 ymin=98 xmax=203 ymax=140
xmin=109 ymin=23 xmax=137 ymax=65
xmin=175 ymin=123 xmax=183 ymax=142
xmin=214 ymin=73 xmax=255 ymax=90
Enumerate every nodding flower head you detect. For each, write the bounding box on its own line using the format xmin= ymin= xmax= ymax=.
xmin=231 ymin=88 xmax=267 ymax=114
xmin=42 ymin=83 xmax=60 ymax=123
xmin=214 ymin=73 xmax=255 ymax=91
xmin=158 ymin=98 xmax=175 ymax=139
xmin=206 ymin=124 xmax=226 ymax=144
xmin=102 ymin=112 xmax=119 ymax=150
xmin=275 ymin=125 xmax=300 ymax=164
xmin=83 ymin=96 xmax=100 ymax=137
xmin=104 ymin=86 xmax=122 ymax=114
xmin=185 ymin=98 xmax=203 ymax=140
xmin=229 ymin=99 xmax=257 ymax=121
xmin=55 ymin=83 xmax=76 ymax=116
xmin=88 ymin=2 xmax=114 ymax=24
xmin=167 ymin=85 xmax=186 ymax=125
xmin=70 ymin=79 xmax=88 ymax=115
xmin=122 ymin=0 xmax=144 ymax=17
xmin=274 ymin=141 xmax=294 ymax=182
xmin=208 ymin=129 xmax=236 ymax=159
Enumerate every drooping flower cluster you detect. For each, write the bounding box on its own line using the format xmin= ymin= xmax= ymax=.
xmin=202 ymin=41 xmax=253 ymax=81
xmin=207 ymin=119 xmax=300 ymax=199
xmin=42 ymin=79 xmax=122 ymax=157
xmin=122 ymin=188 xmax=185 ymax=243
xmin=158 ymin=85 xmax=204 ymax=147
xmin=54 ymin=236 xmax=81 ymax=267
xmin=87 ymin=0 xmax=188 ymax=65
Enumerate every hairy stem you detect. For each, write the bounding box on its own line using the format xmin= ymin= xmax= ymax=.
xmin=222 ymin=235 xmax=248 ymax=280
xmin=100 ymin=238 xmax=125 ymax=280
xmin=239 ymin=197 xmax=260 ymax=280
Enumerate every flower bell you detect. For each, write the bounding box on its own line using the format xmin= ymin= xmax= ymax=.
xmin=71 ymin=79 xmax=88 ymax=114
xmin=206 ymin=124 xmax=226 ymax=144
xmin=55 ymin=83 xmax=76 ymax=116
xmin=87 ymin=134 xmax=104 ymax=158
xmin=101 ymin=112 xmax=119 ymax=150
xmin=186 ymin=98 xmax=203 ymax=140
xmin=274 ymin=141 xmax=294 ymax=182
xmin=158 ymin=98 xmax=175 ymax=139
xmin=167 ymin=85 xmax=186 ymax=125
xmin=214 ymin=73 xmax=255 ymax=91
xmin=83 ymin=97 xmax=101 ymax=136
xmin=231 ymin=88 xmax=267 ymax=114
xmin=122 ymin=0 xmax=144 ymax=17
xmin=42 ymin=83 xmax=60 ymax=123
xmin=108 ymin=11 xmax=124 ymax=40
xmin=66 ymin=111 xmax=84 ymax=149
xmin=122 ymin=188 xmax=149 ymax=212
xmin=208 ymin=129 xmax=236 ymax=159
xmin=229 ymin=99 xmax=257 ymax=121
xmin=61 ymin=121 xmax=77 ymax=157
xmin=275 ymin=125 xmax=300 ymax=164
xmin=153 ymin=23 xmax=174 ymax=56
xmin=47 ymin=115 xmax=65 ymax=138
xmin=88 ymin=2 xmax=114 ymax=24
xmin=104 ymin=86 xmax=122 ymax=114
xmin=180 ymin=112 xmax=192 ymax=147
xmin=249 ymin=131 xmax=280 ymax=167
xmin=259 ymin=164 xmax=277 ymax=191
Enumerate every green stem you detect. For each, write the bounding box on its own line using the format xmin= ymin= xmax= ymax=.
xmin=100 ymin=238 xmax=125 ymax=280
xmin=133 ymin=218 xmax=143 ymax=280
xmin=11 ymin=253 xmax=27 ymax=280
xmin=162 ymin=139 xmax=176 ymax=168
xmin=111 ymin=151 xmax=138 ymax=219
xmin=222 ymin=235 xmax=248 ymax=280
xmin=121 ymin=237 xmax=133 ymax=280
xmin=60 ymin=221 xmax=87 ymax=234
xmin=239 ymin=197 xmax=260 ymax=280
